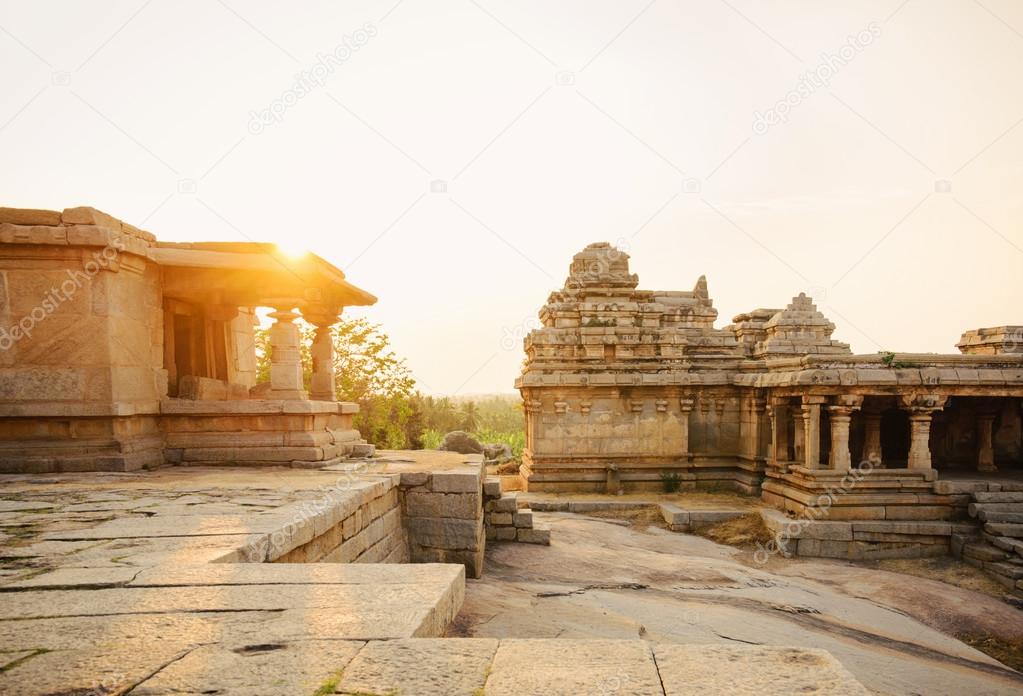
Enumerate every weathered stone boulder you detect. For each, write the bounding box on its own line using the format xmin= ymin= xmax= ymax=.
xmin=438 ymin=431 xmax=483 ymax=454
xmin=483 ymin=443 xmax=513 ymax=462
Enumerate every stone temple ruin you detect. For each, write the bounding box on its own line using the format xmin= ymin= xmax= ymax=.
xmin=0 ymin=205 xmax=376 ymax=473
xmin=518 ymin=243 xmax=1023 ymax=564
xmin=1 ymin=209 xmax=1021 ymax=694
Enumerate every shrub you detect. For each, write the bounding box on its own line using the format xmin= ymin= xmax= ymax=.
xmin=660 ymin=471 xmax=682 ymax=493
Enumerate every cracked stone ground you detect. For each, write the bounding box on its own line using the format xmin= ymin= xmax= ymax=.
xmin=0 ymin=468 xmax=463 ymax=695
xmin=454 ymin=511 xmax=1023 ymax=696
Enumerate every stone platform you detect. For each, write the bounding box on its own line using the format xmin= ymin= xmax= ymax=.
xmin=0 ymin=466 xmax=463 ymax=694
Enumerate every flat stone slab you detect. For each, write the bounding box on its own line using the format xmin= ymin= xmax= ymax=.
xmin=0 ymin=566 xmax=141 ymax=590
xmin=654 ymin=644 xmax=871 ymax=695
xmin=131 ymin=562 xmax=462 ymax=587
xmin=131 ymin=639 xmax=364 ymax=696
xmin=336 ymin=638 xmax=498 ymax=695
xmin=485 ymin=639 xmax=665 ymax=696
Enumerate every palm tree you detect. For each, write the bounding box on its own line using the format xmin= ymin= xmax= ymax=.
xmin=459 ymin=400 xmax=481 ymax=432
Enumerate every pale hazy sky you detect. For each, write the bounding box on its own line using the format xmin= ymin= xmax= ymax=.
xmin=2 ymin=0 xmax=1021 ymax=394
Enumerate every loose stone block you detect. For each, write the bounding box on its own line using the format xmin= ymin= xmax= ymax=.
xmin=489 ymin=493 xmax=518 ymax=513
xmin=484 ymin=478 xmax=502 ymax=498
xmin=489 ymin=512 xmax=513 ymax=526
xmin=400 ymin=471 xmax=430 ymax=487
xmin=431 ymin=467 xmax=482 ymax=494
xmin=495 ymin=527 xmax=517 ymax=541
xmin=516 ymin=527 xmax=550 ymax=544
xmin=513 ymin=510 xmax=533 ymax=528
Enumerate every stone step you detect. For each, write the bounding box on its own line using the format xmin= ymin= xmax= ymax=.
xmin=516 ymin=524 xmax=550 ymax=545
xmin=348 ymin=443 xmax=376 ymax=458
xmin=483 ymin=477 xmax=502 ymax=499
xmin=981 ymin=511 xmax=1023 ymax=524
xmin=988 ymin=535 xmax=1023 ymax=557
xmin=984 ymin=522 xmax=1023 ymax=538
xmin=962 ymin=541 xmax=1010 ymax=563
xmin=485 ymin=493 xmax=518 ymax=513
xmin=974 ymin=491 xmax=1023 ymax=503
xmin=968 ymin=502 xmax=1023 ymax=518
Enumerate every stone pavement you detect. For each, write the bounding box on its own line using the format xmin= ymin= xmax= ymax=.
xmin=332 ymin=638 xmax=869 ymax=696
xmin=0 ymin=467 xmax=463 ymax=695
xmin=0 ymin=466 xmax=874 ymax=695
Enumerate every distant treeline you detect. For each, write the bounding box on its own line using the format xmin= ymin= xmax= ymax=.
xmin=255 ymin=318 xmax=524 ymax=451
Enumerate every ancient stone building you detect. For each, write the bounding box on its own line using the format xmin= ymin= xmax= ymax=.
xmin=517 ymin=243 xmax=1023 ymax=524
xmin=0 ymin=206 xmax=374 ymax=473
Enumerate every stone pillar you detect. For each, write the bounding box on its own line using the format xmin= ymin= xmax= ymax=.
xmin=267 ymin=305 xmax=306 ymax=399
xmin=770 ymin=398 xmax=789 ymax=466
xmin=754 ymin=398 xmax=769 ymax=461
xmin=977 ymin=412 xmax=997 ymax=473
xmin=303 ymin=309 xmax=339 ymax=402
xmin=862 ymin=412 xmax=883 ymax=465
xmin=801 ymin=396 xmax=827 ymax=469
xmin=827 ymin=396 xmax=862 ymax=470
xmin=901 ymin=395 xmax=946 ymax=470
xmin=679 ymin=397 xmax=694 ymax=457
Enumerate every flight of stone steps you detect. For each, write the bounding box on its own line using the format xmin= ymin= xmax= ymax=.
xmin=956 ymin=489 xmax=1023 ymax=592
xmin=483 ymin=477 xmax=550 ymax=544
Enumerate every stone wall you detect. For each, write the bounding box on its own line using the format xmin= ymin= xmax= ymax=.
xmin=0 ymin=207 xmax=165 ymax=472
xmin=398 ymin=460 xmax=487 ymax=578
xmin=161 ymin=399 xmax=365 ymax=467
xmin=271 ymin=477 xmax=408 ymax=564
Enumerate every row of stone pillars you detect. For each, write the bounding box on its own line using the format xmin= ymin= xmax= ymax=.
xmin=266 ymin=304 xmax=339 ymax=401
xmin=768 ymin=394 xmax=952 ymax=471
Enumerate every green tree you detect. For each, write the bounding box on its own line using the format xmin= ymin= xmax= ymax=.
xmin=254 ymin=317 xmax=416 ymax=448
xmin=459 ymin=400 xmax=481 ymax=432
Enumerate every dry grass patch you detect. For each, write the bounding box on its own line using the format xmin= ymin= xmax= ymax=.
xmin=954 ymin=634 xmax=1023 ymax=672
xmin=695 ymin=513 xmax=774 ymax=548
xmin=584 ymin=507 xmax=668 ymax=531
xmin=867 ymin=556 xmax=1009 ymax=600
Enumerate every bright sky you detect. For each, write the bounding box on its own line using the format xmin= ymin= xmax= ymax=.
xmin=2 ymin=0 xmax=1022 ymax=395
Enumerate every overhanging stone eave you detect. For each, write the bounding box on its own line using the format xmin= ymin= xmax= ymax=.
xmin=152 ymin=246 xmax=377 ymax=308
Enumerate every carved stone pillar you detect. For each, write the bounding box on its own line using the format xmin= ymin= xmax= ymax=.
xmin=267 ymin=305 xmax=306 ymax=399
xmin=862 ymin=411 xmax=883 ymax=466
xmin=753 ymin=398 xmax=769 ymax=461
xmin=679 ymin=397 xmax=694 ymax=457
xmin=977 ymin=412 xmax=997 ymax=473
xmin=801 ymin=396 xmax=827 ymax=469
xmin=901 ymin=394 xmax=947 ymax=470
xmin=770 ymin=398 xmax=790 ymax=467
xmin=303 ymin=308 xmax=339 ymax=402
xmin=827 ymin=395 xmax=862 ymax=470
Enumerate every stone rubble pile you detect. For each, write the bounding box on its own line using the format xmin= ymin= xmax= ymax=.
xmin=484 ymin=477 xmax=550 ymax=545
xmin=955 ymin=486 xmax=1023 ymax=591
